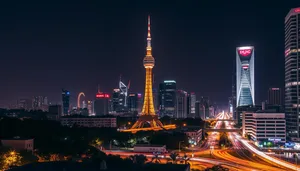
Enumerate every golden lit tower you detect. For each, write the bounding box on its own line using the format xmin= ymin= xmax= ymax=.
xmin=131 ymin=15 xmax=164 ymax=129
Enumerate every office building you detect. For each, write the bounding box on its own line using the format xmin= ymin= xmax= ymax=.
xmin=60 ymin=116 xmax=117 ymax=128
xmin=189 ymin=93 xmax=196 ymax=115
xmin=236 ymin=46 xmax=255 ymax=107
xmin=32 ymin=96 xmax=48 ymax=111
xmin=1 ymin=137 xmax=34 ymax=152
xmin=94 ymin=92 xmax=110 ymax=116
xmin=128 ymin=93 xmax=138 ymax=112
xmin=62 ymin=89 xmax=70 ymax=115
xmin=17 ymin=99 xmax=32 ymax=110
xmin=158 ymin=80 xmax=176 ymax=117
xmin=87 ymin=101 xmax=93 ymax=115
xmin=268 ymin=88 xmax=281 ymax=106
xmin=285 ymin=7 xmax=300 ymax=141
xmin=242 ymin=112 xmax=286 ymax=145
xmin=200 ymin=96 xmax=209 ymax=119
xmin=175 ymin=90 xmax=188 ymax=118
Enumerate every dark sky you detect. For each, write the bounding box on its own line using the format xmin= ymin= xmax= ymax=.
xmin=0 ymin=1 xmax=299 ymax=107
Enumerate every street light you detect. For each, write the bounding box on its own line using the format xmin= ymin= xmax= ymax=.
xmin=179 ymin=141 xmax=184 ymax=153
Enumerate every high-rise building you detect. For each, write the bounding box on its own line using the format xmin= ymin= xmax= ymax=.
xmin=17 ymin=99 xmax=32 ymax=110
xmin=48 ymin=105 xmax=62 ymax=116
xmin=87 ymin=100 xmax=93 ymax=115
xmin=62 ymin=89 xmax=70 ymax=115
xmin=200 ymin=96 xmax=209 ymax=119
xmin=175 ymin=90 xmax=188 ymax=118
xmin=32 ymin=96 xmax=48 ymax=111
xmin=158 ymin=80 xmax=176 ymax=117
xmin=128 ymin=93 xmax=138 ymax=112
xmin=189 ymin=93 xmax=196 ymax=115
xmin=268 ymin=88 xmax=281 ymax=106
xmin=236 ymin=46 xmax=255 ymax=107
xmin=285 ymin=7 xmax=300 ymax=140
xmin=94 ymin=92 xmax=110 ymax=116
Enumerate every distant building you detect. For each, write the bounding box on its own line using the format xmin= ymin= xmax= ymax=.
xmin=268 ymin=88 xmax=281 ymax=106
xmin=242 ymin=112 xmax=286 ymax=145
xmin=87 ymin=101 xmax=93 ymax=115
xmin=209 ymin=106 xmax=215 ymax=118
xmin=60 ymin=116 xmax=117 ymax=128
xmin=200 ymin=96 xmax=209 ymax=119
xmin=128 ymin=93 xmax=138 ymax=112
xmin=32 ymin=96 xmax=48 ymax=111
xmin=48 ymin=105 xmax=62 ymax=120
xmin=17 ymin=99 xmax=32 ymax=110
xmin=195 ymin=101 xmax=202 ymax=119
xmin=159 ymin=80 xmax=176 ymax=117
xmin=94 ymin=92 xmax=110 ymax=116
xmin=62 ymin=89 xmax=70 ymax=115
xmin=181 ymin=127 xmax=202 ymax=146
xmin=175 ymin=90 xmax=188 ymax=118
xmin=1 ymin=137 xmax=34 ymax=152
xmin=189 ymin=93 xmax=196 ymax=115
xmin=236 ymin=105 xmax=260 ymax=125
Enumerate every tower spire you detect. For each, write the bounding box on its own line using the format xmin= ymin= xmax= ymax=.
xmin=146 ymin=15 xmax=152 ymax=56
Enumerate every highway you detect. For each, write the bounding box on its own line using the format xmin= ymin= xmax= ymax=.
xmin=104 ymin=111 xmax=299 ymax=170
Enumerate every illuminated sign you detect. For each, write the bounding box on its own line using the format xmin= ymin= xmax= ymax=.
xmin=96 ymin=93 xmax=110 ymax=98
xmin=271 ymin=88 xmax=279 ymax=90
xmin=238 ymin=49 xmax=252 ymax=56
xmin=295 ymin=8 xmax=300 ymax=13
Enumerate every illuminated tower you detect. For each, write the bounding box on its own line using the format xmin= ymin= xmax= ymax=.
xmin=131 ymin=15 xmax=164 ymax=129
xmin=236 ymin=46 xmax=255 ymax=107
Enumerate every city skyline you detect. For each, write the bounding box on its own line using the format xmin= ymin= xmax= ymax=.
xmin=1 ymin=1 xmax=298 ymax=107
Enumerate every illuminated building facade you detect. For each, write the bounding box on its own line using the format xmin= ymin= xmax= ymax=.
xmin=236 ymin=46 xmax=255 ymax=107
xmin=175 ymin=90 xmax=188 ymax=118
xmin=285 ymin=7 xmax=300 ymax=140
xmin=62 ymin=89 xmax=70 ymax=115
xmin=189 ymin=93 xmax=196 ymax=115
xmin=131 ymin=16 xmax=164 ymax=129
xmin=94 ymin=92 xmax=110 ymax=116
xmin=158 ymin=80 xmax=176 ymax=117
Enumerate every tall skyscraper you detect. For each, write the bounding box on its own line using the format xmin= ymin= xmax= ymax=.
xmin=200 ymin=96 xmax=209 ymax=119
xmin=62 ymin=89 xmax=70 ymax=115
xmin=131 ymin=15 xmax=164 ymax=129
xmin=285 ymin=7 xmax=300 ymax=140
xmin=158 ymin=80 xmax=176 ymax=117
xmin=128 ymin=93 xmax=138 ymax=112
xmin=189 ymin=92 xmax=196 ymax=115
xmin=268 ymin=88 xmax=281 ymax=106
xmin=236 ymin=46 xmax=255 ymax=107
xmin=175 ymin=90 xmax=188 ymax=118
xmin=94 ymin=92 xmax=110 ymax=116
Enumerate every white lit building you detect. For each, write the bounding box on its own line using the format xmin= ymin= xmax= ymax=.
xmin=60 ymin=117 xmax=117 ymax=128
xmin=242 ymin=112 xmax=286 ymax=145
xmin=236 ymin=46 xmax=255 ymax=107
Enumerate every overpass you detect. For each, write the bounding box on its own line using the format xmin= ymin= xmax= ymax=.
xmin=203 ymin=128 xmax=241 ymax=132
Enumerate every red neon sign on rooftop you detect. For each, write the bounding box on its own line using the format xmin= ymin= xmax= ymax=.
xmin=294 ymin=8 xmax=300 ymax=13
xmin=238 ymin=49 xmax=252 ymax=57
xmin=96 ymin=93 xmax=110 ymax=98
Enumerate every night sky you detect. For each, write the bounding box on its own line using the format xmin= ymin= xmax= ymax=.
xmin=1 ymin=1 xmax=299 ymax=108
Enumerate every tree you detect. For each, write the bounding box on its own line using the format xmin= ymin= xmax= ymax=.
xmin=129 ymin=154 xmax=147 ymax=165
xmin=151 ymin=152 xmax=161 ymax=163
xmin=181 ymin=153 xmax=190 ymax=164
xmin=169 ymin=152 xmax=179 ymax=164
xmin=0 ymin=150 xmax=22 ymax=170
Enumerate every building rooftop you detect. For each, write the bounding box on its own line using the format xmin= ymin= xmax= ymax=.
xmin=1 ymin=136 xmax=33 ymax=141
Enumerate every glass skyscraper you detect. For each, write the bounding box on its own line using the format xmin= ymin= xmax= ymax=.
xmin=236 ymin=46 xmax=255 ymax=107
xmin=285 ymin=7 xmax=300 ymax=141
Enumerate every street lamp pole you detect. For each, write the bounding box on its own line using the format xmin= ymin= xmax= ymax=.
xmin=179 ymin=141 xmax=184 ymax=153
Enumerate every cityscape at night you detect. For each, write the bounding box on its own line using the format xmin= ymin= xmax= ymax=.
xmin=1 ymin=1 xmax=300 ymax=171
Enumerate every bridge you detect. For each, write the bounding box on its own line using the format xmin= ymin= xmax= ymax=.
xmin=203 ymin=128 xmax=241 ymax=132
